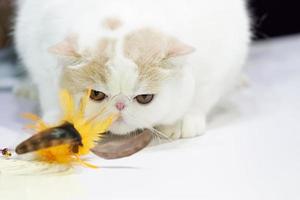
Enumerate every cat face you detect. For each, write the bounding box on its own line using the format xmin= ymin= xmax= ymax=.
xmin=51 ymin=28 xmax=195 ymax=135
xmin=82 ymin=55 xmax=164 ymax=135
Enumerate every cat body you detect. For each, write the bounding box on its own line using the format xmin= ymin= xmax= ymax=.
xmin=15 ymin=0 xmax=250 ymax=138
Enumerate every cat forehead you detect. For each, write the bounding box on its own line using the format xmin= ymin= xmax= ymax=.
xmin=105 ymin=56 xmax=140 ymax=95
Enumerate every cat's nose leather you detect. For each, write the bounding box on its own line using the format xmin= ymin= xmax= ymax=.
xmin=115 ymin=102 xmax=125 ymax=111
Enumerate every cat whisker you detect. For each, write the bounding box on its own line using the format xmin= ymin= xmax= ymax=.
xmin=122 ymin=113 xmax=173 ymax=142
xmin=151 ymin=127 xmax=173 ymax=142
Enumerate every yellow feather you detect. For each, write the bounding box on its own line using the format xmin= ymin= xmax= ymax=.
xmin=23 ymin=89 xmax=116 ymax=167
xmin=60 ymin=89 xmax=75 ymax=121
xmin=22 ymin=113 xmax=48 ymax=130
xmin=76 ymin=89 xmax=91 ymax=119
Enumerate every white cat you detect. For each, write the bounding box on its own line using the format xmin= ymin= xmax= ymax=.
xmin=14 ymin=0 xmax=250 ymax=139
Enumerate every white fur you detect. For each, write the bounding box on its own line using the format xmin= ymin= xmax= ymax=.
xmin=14 ymin=0 xmax=250 ymax=138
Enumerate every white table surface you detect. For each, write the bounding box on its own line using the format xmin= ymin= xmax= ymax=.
xmin=0 ymin=35 xmax=299 ymax=200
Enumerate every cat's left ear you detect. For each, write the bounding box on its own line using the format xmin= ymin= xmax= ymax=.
xmin=48 ymin=35 xmax=80 ymax=58
xmin=166 ymin=39 xmax=195 ymax=58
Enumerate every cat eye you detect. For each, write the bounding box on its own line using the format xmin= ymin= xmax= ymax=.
xmin=135 ymin=94 xmax=154 ymax=105
xmin=90 ymin=90 xmax=107 ymax=102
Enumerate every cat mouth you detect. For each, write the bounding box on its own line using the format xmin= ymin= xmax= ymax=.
xmin=91 ymin=129 xmax=153 ymax=159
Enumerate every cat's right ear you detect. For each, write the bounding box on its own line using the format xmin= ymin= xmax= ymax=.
xmin=48 ymin=35 xmax=88 ymax=69
xmin=48 ymin=35 xmax=80 ymax=58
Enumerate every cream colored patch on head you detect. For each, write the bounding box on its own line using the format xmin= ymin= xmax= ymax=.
xmin=61 ymin=38 xmax=115 ymax=93
xmin=123 ymin=28 xmax=172 ymax=90
xmin=123 ymin=28 xmax=195 ymax=91
xmin=102 ymin=17 xmax=122 ymax=31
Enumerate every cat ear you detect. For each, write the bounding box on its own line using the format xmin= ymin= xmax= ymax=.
xmin=167 ymin=39 xmax=195 ymax=58
xmin=48 ymin=35 xmax=80 ymax=58
xmin=48 ymin=35 xmax=89 ymax=69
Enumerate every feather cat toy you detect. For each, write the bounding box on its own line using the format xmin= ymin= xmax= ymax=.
xmin=15 ymin=89 xmax=117 ymax=168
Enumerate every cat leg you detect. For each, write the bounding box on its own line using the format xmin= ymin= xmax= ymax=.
xmin=181 ymin=113 xmax=206 ymax=138
xmin=156 ymin=113 xmax=206 ymax=139
xmin=13 ymin=75 xmax=61 ymax=124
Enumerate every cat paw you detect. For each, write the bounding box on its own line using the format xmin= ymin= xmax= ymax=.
xmin=157 ymin=114 xmax=206 ymax=139
xmin=181 ymin=114 xmax=206 ymax=138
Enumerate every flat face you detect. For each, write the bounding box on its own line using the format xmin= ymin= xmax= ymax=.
xmin=58 ymin=27 xmax=187 ymax=135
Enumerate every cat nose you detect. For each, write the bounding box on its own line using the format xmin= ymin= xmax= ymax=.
xmin=115 ymin=102 xmax=125 ymax=111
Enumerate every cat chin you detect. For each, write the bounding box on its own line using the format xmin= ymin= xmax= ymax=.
xmin=108 ymin=121 xmax=141 ymax=135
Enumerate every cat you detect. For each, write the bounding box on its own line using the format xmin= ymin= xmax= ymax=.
xmin=14 ymin=0 xmax=251 ymax=139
